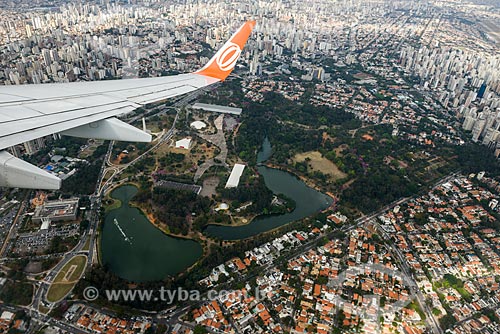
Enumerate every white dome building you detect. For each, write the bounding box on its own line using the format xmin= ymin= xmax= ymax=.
xmin=190 ymin=121 xmax=207 ymax=130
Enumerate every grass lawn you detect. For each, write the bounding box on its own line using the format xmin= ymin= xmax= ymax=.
xmin=104 ymin=197 xmax=122 ymax=213
xmin=293 ymin=151 xmax=347 ymax=180
xmin=46 ymin=255 xmax=87 ymax=303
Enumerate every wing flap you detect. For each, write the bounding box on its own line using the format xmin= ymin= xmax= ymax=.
xmin=0 ymin=105 xmax=136 ymax=150
xmin=0 ymin=107 xmax=43 ymax=121
xmin=27 ymin=95 xmax=124 ymax=115
xmin=0 ymin=101 xmax=132 ymax=134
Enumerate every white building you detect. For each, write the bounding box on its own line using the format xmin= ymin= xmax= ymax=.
xmin=175 ymin=137 xmax=192 ymax=149
xmin=225 ymin=164 xmax=245 ymax=188
xmin=191 ymin=103 xmax=242 ymax=116
xmin=0 ymin=311 xmax=14 ymax=321
xmin=190 ymin=121 xmax=207 ymax=130
xmin=32 ymin=198 xmax=79 ymax=223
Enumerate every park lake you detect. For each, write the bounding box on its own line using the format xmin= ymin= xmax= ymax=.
xmin=205 ymin=138 xmax=332 ymax=240
xmin=101 ymin=185 xmax=202 ymax=282
xmin=102 ymin=138 xmax=332 ymax=280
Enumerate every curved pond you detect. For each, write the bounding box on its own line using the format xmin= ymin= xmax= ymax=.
xmin=205 ymin=138 xmax=332 ymax=240
xmin=101 ymin=185 xmax=202 ymax=282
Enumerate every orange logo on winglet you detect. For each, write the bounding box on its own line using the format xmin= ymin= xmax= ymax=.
xmin=195 ymin=21 xmax=256 ymax=81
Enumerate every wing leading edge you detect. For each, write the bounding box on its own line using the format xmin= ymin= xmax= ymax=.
xmin=0 ymin=20 xmax=256 ymax=189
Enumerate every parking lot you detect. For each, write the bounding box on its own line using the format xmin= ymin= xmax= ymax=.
xmin=14 ymin=223 xmax=79 ymax=254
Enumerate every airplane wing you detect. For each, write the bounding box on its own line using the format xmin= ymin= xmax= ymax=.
xmin=0 ymin=21 xmax=256 ymax=189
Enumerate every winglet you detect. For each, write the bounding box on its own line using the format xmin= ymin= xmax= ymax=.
xmin=195 ymin=21 xmax=256 ymax=81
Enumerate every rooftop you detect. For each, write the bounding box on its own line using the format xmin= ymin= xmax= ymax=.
xmin=191 ymin=103 xmax=242 ymax=115
xmin=225 ymin=164 xmax=245 ymax=188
